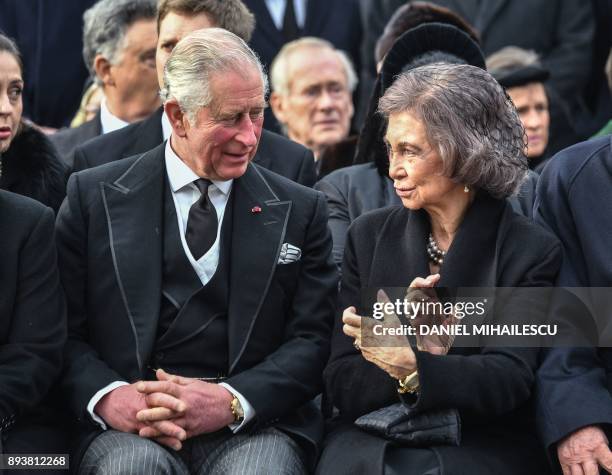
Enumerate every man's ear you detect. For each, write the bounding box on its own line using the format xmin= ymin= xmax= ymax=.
xmin=269 ymin=92 xmax=288 ymax=124
xmin=93 ymin=55 xmax=114 ymax=87
xmin=165 ymin=100 xmax=188 ymax=138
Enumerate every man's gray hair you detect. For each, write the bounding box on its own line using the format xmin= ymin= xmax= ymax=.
xmin=83 ymin=0 xmax=157 ymax=85
xmin=160 ymin=28 xmax=268 ymax=122
xmin=270 ymin=37 xmax=358 ymax=96
xmin=378 ymin=63 xmax=528 ymax=198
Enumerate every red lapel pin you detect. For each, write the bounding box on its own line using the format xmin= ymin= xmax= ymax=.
xmin=251 ymin=206 xmax=262 ymax=214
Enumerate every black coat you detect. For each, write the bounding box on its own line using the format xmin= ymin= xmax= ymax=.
xmin=55 ymin=144 xmax=338 ymax=468
xmin=71 ymin=108 xmax=317 ymax=187
xmin=49 ymin=112 xmax=102 ymax=169
xmin=0 ymin=124 xmax=67 ymax=213
xmin=534 ymin=136 xmax=612 ymax=455
xmin=0 ymin=190 xmax=66 ymax=448
xmin=319 ymin=192 xmax=561 ymax=474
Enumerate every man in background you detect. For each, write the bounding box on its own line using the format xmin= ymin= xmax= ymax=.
xmin=51 ymin=0 xmax=159 ymax=166
xmin=270 ymin=37 xmax=356 ymax=174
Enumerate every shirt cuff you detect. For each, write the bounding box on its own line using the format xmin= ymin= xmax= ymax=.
xmin=87 ymin=381 xmax=129 ymax=429
xmin=218 ymin=382 xmax=255 ymax=432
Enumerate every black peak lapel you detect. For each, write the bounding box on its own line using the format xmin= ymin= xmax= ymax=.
xmin=228 ymin=165 xmax=291 ymax=372
xmin=101 ymin=144 xmax=165 ymax=375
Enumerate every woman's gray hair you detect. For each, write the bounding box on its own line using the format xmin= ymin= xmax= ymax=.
xmin=160 ymin=28 xmax=268 ymax=123
xmin=378 ymin=63 xmax=528 ymax=198
xmin=83 ymin=0 xmax=157 ymax=85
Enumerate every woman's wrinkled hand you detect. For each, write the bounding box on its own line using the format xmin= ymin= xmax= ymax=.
xmin=342 ymin=292 xmax=417 ymax=380
xmin=407 ymin=274 xmax=457 ymax=355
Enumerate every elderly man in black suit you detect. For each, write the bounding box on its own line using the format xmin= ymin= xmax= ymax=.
xmin=71 ymin=0 xmax=317 ymax=188
xmin=51 ymin=0 xmax=160 ymax=166
xmin=56 ymin=27 xmax=336 ymax=474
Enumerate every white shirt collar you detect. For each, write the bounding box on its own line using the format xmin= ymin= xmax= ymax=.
xmin=99 ymin=99 xmax=130 ymax=134
xmin=264 ymin=0 xmax=307 ymax=29
xmin=164 ymin=138 xmax=232 ymax=195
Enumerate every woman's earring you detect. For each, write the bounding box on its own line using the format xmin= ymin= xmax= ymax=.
xmin=464 ymin=185 xmax=469 ymax=193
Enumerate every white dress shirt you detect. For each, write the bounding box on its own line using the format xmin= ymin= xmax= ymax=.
xmin=264 ymin=0 xmax=307 ymax=29
xmin=87 ymin=138 xmax=255 ymax=431
xmin=99 ymin=99 xmax=130 ymax=135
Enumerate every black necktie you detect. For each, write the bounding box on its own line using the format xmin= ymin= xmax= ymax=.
xmin=282 ymin=0 xmax=300 ymax=42
xmin=185 ymin=179 xmax=218 ymax=260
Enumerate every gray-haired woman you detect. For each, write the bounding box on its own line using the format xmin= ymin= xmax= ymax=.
xmin=317 ymin=63 xmax=561 ymax=475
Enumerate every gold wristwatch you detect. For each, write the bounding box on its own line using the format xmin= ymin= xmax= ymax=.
xmin=230 ymin=396 xmax=244 ymax=423
xmin=397 ymin=370 xmax=420 ymax=394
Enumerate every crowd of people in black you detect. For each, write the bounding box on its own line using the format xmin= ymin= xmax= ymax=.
xmin=1 ymin=1 xmax=612 ymax=474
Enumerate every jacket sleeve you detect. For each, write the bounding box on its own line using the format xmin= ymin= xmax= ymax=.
xmin=55 ymin=174 xmax=127 ymax=421
xmin=314 ymin=175 xmax=350 ymax=268
xmin=323 ymin=221 xmax=399 ymax=421
xmin=0 ymin=206 xmax=66 ymax=424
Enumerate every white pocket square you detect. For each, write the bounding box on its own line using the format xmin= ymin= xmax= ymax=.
xmin=278 ymin=243 xmax=302 ymax=264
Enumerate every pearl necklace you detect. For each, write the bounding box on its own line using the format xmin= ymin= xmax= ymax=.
xmin=427 ymin=233 xmax=446 ymax=265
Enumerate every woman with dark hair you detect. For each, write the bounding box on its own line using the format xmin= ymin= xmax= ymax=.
xmin=317 ymin=63 xmax=559 ymax=475
xmin=0 ymin=33 xmax=66 ymax=212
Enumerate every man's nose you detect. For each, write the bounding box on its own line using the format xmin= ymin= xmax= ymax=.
xmin=316 ymin=89 xmax=336 ymax=110
xmin=236 ymin=114 xmax=258 ymax=147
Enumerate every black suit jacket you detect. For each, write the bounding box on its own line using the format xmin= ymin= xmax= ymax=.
xmin=0 ymin=191 xmax=66 ymax=437
xmin=49 ymin=111 xmax=102 ymax=168
xmin=71 ymin=108 xmax=317 ymax=187
xmin=56 ymin=144 xmax=337 ymax=464
xmin=320 ymin=193 xmax=561 ymax=474
xmin=534 ymin=136 xmax=612 ymax=452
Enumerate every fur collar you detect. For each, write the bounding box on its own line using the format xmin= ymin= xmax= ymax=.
xmin=0 ymin=123 xmax=67 ymax=211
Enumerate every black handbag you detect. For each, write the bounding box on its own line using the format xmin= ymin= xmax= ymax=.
xmin=354 ymin=403 xmax=461 ymax=446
